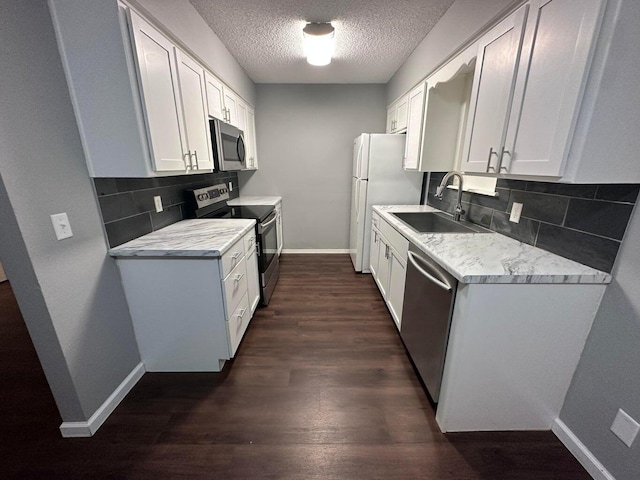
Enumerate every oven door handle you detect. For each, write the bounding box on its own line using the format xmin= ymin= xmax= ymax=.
xmin=259 ymin=213 xmax=278 ymax=231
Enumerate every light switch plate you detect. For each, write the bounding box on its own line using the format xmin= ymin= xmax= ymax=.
xmin=153 ymin=196 xmax=163 ymax=213
xmin=510 ymin=202 xmax=523 ymax=223
xmin=50 ymin=213 xmax=73 ymax=240
xmin=611 ymin=408 xmax=640 ymax=447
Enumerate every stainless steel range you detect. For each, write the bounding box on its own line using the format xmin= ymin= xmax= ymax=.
xmin=186 ymin=184 xmax=280 ymax=305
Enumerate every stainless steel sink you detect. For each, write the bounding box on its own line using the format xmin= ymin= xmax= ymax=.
xmin=391 ymin=212 xmax=491 ymax=234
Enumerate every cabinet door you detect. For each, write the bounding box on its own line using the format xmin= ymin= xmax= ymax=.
xmin=223 ymin=89 xmax=238 ymax=127
xmin=245 ymin=106 xmax=258 ymax=169
xmin=395 ymin=95 xmax=409 ymax=132
xmin=204 ymin=71 xmax=226 ymax=121
xmin=460 ymin=6 xmax=528 ymax=173
xmin=128 ymin=11 xmax=187 ymax=172
xmin=369 ymin=227 xmax=381 ymax=280
xmin=387 ymin=250 xmax=406 ymax=330
xmin=403 ymin=83 xmax=426 ymax=170
xmin=236 ymin=100 xmax=247 ymax=133
xmin=386 ymin=105 xmax=396 ymax=133
xmin=376 ymin=237 xmax=390 ymax=299
xmin=246 ymin=249 xmax=260 ymax=313
xmin=176 ymin=51 xmax=213 ymax=171
xmin=503 ymin=0 xmax=605 ymax=176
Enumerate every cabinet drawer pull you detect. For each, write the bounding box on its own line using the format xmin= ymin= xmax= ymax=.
xmin=234 ymin=272 xmax=245 ymax=283
xmin=498 ymin=147 xmax=511 ymax=172
xmin=236 ymin=308 xmax=247 ymax=319
xmin=232 ymin=252 xmax=242 ymax=260
xmin=486 ymin=147 xmax=498 ymax=172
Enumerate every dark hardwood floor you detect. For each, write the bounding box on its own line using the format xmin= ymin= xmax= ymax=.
xmin=1 ymin=255 xmax=589 ymax=479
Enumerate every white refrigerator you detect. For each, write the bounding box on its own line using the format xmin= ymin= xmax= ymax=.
xmin=349 ymin=134 xmax=423 ymax=272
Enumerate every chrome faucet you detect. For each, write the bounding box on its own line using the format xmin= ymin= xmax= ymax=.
xmin=435 ymin=171 xmax=465 ymax=221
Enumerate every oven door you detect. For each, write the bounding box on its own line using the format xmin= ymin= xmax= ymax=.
xmin=257 ymin=211 xmax=278 ymax=272
xmin=210 ymin=119 xmax=245 ymax=171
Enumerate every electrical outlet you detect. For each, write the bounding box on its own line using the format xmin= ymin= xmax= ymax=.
xmin=509 ymin=202 xmax=523 ymax=223
xmin=153 ymin=196 xmax=163 ymax=213
xmin=50 ymin=213 xmax=73 ymax=240
xmin=228 ymin=182 xmax=233 ymax=192
xmin=611 ymin=409 xmax=640 ymax=447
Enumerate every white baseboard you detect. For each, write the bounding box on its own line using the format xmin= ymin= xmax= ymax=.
xmin=552 ymin=418 xmax=616 ymax=480
xmin=59 ymin=362 xmax=145 ymax=438
xmin=281 ymin=249 xmax=350 ymax=254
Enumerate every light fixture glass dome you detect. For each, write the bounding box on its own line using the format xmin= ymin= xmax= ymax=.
xmin=303 ymin=23 xmax=335 ymax=66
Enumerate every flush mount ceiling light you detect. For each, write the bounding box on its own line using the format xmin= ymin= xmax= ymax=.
xmin=303 ymin=22 xmax=335 ymax=66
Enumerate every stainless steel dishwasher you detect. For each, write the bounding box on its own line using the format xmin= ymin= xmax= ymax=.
xmin=400 ymin=243 xmax=457 ymax=402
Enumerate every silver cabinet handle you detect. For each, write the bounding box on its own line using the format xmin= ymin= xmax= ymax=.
xmin=184 ymin=152 xmax=192 ymax=170
xmin=407 ymin=251 xmax=453 ymax=292
xmin=234 ymin=272 xmax=245 ymax=283
xmin=232 ymin=252 xmax=242 ymax=260
xmin=498 ymin=147 xmax=511 ymax=172
xmin=373 ymin=231 xmax=378 ymax=244
xmin=486 ymin=147 xmax=498 ymax=172
xmin=192 ymin=150 xmax=198 ymax=169
xmin=236 ymin=308 xmax=247 ymax=319
xmin=385 ymin=244 xmax=390 ymax=259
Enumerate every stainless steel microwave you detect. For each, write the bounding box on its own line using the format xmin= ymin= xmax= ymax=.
xmin=210 ymin=118 xmax=246 ymax=171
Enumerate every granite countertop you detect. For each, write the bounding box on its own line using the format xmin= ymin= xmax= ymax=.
xmin=109 ymin=219 xmax=256 ymax=258
xmin=227 ymin=196 xmax=282 ymax=206
xmin=373 ymin=205 xmax=612 ymax=285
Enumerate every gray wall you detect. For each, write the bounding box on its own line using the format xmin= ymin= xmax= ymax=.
xmin=133 ymin=0 xmax=256 ymax=105
xmin=0 ymin=0 xmax=140 ymax=421
xmin=387 ymin=0 xmax=517 ymax=103
xmin=559 ymin=203 xmax=640 ymax=480
xmin=239 ymin=84 xmax=386 ymax=249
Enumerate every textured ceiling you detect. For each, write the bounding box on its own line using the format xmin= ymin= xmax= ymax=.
xmin=188 ymin=0 xmax=456 ymax=83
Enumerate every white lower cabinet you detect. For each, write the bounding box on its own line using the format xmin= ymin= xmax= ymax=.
xmin=116 ymin=231 xmax=259 ymax=372
xmin=370 ymin=213 xmax=409 ymax=330
xmin=275 ymin=202 xmax=283 ymax=255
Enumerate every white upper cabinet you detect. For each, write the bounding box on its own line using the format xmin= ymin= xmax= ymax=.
xmin=223 ymin=89 xmax=239 ymax=128
xmin=386 ymin=94 xmax=409 ymax=133
xmin=236 ymin=99 xmax=247 ymax=133
xmin=502 ymin=0 xmax=605 ymax=177
xmin=403 ymin=83 xmax=426 ymax=170
xmin=460 ymin=5 xmax=528 ymax=174
xmin=460 ymin=0 xmax=606 ymax=179
xmin=176 ymin=51 xmax=214 ymax=171
xmin=204 ymin=71 xmax=226 ymax=122
xmin=244 ymin=106 xmax=258 ymax=170
xmin=128 ymin=10 xmax=188 ymax=173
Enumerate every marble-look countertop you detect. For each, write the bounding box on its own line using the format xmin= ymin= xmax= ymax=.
xmin=109 ymin=219 xmax=256 ymax=258
xmin=373 ymin=205 xmax=611 ymax=285
xmin=228 ymin=196 xmax=282 ymax=206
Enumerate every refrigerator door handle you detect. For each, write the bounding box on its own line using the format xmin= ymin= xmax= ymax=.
xmin=355 ymin=179 xmax=360 ymax=222
xmin=355 ymin=140 xmax=364 ymax=178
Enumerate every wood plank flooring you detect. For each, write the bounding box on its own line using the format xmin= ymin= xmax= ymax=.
xmin=0 ymin=255 xmax=589 ymax=479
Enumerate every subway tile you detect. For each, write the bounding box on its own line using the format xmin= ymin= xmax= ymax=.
xmin=508 ymin=191 xmax=569 ymax=225
xmin=595 ymin=184 xmax=640 ymax=203
xmin=491 ymin=212 xmax=539 ymax=245
xmin=535 ymin=223 xmax=620 ymax=272
xmin=150 ymin=205 xmax=183 ymax=231
xmin=496 ymin=179 xmax=528 ymax=191
xmin=462 ymin=202 xmax=493 ymax=228
xmin=115 ymin=177 xmax=163 ymax=192
xmin=98 ymin=192 xmax=138 ymax=223
xmin=564 ymin=199 xmax=634 ymax=241
xmin=464 ymin=188 xmax=510 ymax=212
xmin=105 ymin=214 xmax=153 ymax=248
xmin=93 ymin=178 xmax=118 ymax=196
xmin=526 ymin=182 xmax=597 ymax=199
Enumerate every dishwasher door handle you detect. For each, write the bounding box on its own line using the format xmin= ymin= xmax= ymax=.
xmin=407 ymin=251 xmax=454 ymax=292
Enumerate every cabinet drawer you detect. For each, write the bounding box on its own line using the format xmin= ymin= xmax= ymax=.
xmin=223 ymin=256 xmax=248 ymax=316
xmin=221 ymin=239 xmax=245 ymax=278
xmin=378 ymin=217 xmax=409 ymax=262
xmin=244 ymin=231 xmax=257 ymax=256
xmin=227 ymin=292 xmax=250 ymax=357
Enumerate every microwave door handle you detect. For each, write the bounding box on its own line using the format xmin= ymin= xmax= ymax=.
xmin=236 ymin=134 xmax=245 ymax=164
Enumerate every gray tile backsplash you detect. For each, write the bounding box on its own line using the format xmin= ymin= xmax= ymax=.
xmin=94 ymin=172 xmax=239 ymax=247
xmin=425 ymin=173 xmax=639 ymax=272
